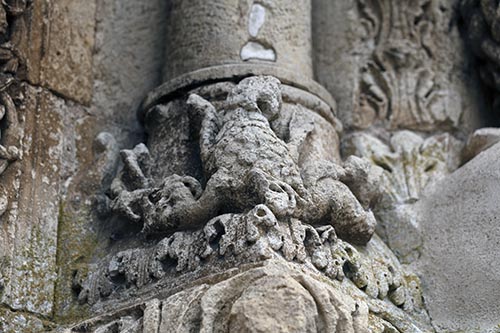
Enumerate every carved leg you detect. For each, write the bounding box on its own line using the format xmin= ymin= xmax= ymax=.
xmin=111 ymin=188 xmax=153 ymax=223
xmin=302 ymin=173 xmax=376 ymax=245
xmin=247 ymin=168 xmax=297 ymax=217
xmin=341 ymin=155 xmax=382 ymax=209
xmin=142 ymin=174 xmax=209 ymax=234
xmin=327 ymin=180 xmax=376 ymax=245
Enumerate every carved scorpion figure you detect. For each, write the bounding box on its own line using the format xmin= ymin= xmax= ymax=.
xmin=111 ymin=76 xmax=379 ymax=245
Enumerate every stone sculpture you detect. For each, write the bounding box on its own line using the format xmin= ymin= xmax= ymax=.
xmin=1 ymin=0 xmax=498 ymax=332
xmin=71 ymin=75 xmax=432 ymax=332
xmin=110 ymin=76 xmax=379 ymax=245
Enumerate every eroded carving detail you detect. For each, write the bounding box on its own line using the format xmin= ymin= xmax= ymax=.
xmin=76 ymin=205 xmax=424 ymax=319
xmin=355 ymin=0 xmax=450 ymax=130
xmin=110 ymin=76 xmax=378 ymax=245
xmin=74 ymin=227 xmax=430 ymax=332
xmin=343 ymin=130 xmax=463 ymax=261
xmin=0 ymin=1 xmax=24 ymax=216
xmin=75 ymin=76 xmax=434 ymax=331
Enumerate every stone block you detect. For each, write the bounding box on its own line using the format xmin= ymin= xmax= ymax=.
xmin=416 ymin=142 xmax=500 ymax=332
xmin=14 ymin=0 xmax=97 ymax=105
xmin=0 ymin=85 xmax=76 ymax=317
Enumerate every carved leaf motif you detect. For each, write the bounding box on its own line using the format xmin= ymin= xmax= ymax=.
xmin=355 ymin=0 xmax=446 ymax=130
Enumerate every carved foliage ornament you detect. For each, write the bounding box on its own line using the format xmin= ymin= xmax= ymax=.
xmin=0 ymin=0 xmax=25 ymax=216
xmin=355 ymin=0 xmax=449 ymax=130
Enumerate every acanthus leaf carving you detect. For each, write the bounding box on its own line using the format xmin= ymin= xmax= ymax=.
xmin=355 ymin=0 xmax=451 ymax=130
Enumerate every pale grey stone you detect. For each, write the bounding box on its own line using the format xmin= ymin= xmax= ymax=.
xmin=70 ymin=260 xmax=430 ymax=332
xmin=110 ymin=76 xmax=377 ymax=244
xmin=462 ymin=127 xmax=500 ymax=163
xmin=162 ymin=0 xmax=313 ymax=83
xmin=416 ymin=141 xmax=500 ymax=332
xmin=343 ymin=130 xmax=464 ymax=262
xmin=3 ymin=0 xmax=498 ymax=331
xmin=313 ymin=0 xmax=482 ymax=133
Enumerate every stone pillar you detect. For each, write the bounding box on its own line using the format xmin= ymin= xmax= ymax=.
xmin=67 ymin=1 xmax=433 ymax=332
xmin=141 ymin=0 xmax=338 ymax=183
xmin=162 ymin=0 xmax=313 ymax=83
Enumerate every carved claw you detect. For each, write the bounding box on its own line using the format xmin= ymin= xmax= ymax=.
xmin=248 ymin=168 xmax=297 ymax=217
xmin=187 ymin=93 xmax=220 ymax=166
xmin=120 ymin=143 xmax=151 ymax=190
xmin=142 ymin=175 xmax=204 ymax=234
xmin=341 ymin=155 xmax=383 ymax=209
xmin=110 ymin=188 xmax=152 ymax=223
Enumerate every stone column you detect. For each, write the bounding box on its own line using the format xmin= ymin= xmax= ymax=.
xmin=141 ymin=0 xmax=339 ymax=182
xmin=66 ymin=1 xmax=433 ymax=332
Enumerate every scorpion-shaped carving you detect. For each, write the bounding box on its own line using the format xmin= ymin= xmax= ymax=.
xmin=111 ymin=76 xmax=378 ymax=245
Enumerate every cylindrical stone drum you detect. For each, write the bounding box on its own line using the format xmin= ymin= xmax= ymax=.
xmin=163 ymin=0 xmax=313 ymax=82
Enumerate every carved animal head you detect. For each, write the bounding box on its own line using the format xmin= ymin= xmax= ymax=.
xmin=228 ymin=76 xmax=282 ymax=121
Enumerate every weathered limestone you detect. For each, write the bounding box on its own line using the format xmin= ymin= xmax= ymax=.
xmin=0 ymin=1 xmax=169 ymax=331
xmin=61 ymin=0 xmax=434 ymax=329
xmin=49 ymin=0 xmax=438 ymax=331
xmin=0 ymin=307 xmax=54 ymax=333
xmin=1 ymin=0 xmax=499 ymax=332
xmin=0 ymin=86 xmax=66 ymax=317
xmin=342 ymin=130 xmax=463 ymax=262
xmin=16 ymin=0 xmax=97 ymax=105
xmin=415 ymin=142 xmax=500 ymax=332
xmin=313 ymin=0 xmax=482 ymax=132
xmin=53 ymin=0 xmax=169 ymax=321
xmin=70 ymin=258 xmax=430 ymax=333
xmin=118 ymin=77 xmax=375 ymax=244
xmin=163 ymin=0 xmax=312 ymax=81
xmin=144 ymin=0 xmax=334 ymax=115
xmin=312 ymin=0 xmax=485 ymax=270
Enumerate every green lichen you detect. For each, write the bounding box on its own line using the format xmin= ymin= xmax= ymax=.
xmin=52 ymin=200 xmax=100 ymax=324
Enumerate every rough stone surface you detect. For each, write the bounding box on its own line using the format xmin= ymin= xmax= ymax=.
xmin=0 ymin=84 xmax=67 ymax=316
xmin=17 ymin=0 xmax=97 ymax=104
xmin=0 ymin=0 xmax=168 ymax=326
xmin=343 ymin=130 xmax=463 ymax=262
xmin=0 ymin=0 xmax=499 ymax=331
xmin=51 ymin=0 xmax=169 ymax=321
xmin=0 ymin=307 xmax=55 ymax=333
xmin=163 ymin=0 xmax=313 ymax=82
xmin=415 ymin=142 xmax=500 ymax=332
xmin=68 ymin=260 xmax=429 ymax=333
xmin=75 ymin=208 xmax=425 ymax=319
xmin=313 ymin=0 xmax=483 ymax=133
xmin=111 ymin=77 xmax=377 ymax=245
